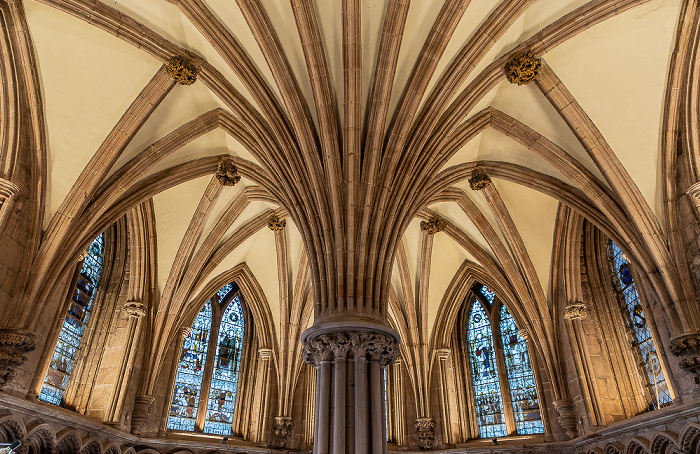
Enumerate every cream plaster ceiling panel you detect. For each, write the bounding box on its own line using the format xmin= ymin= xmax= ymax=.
xmin=489 ymin=81 xmax=603 ymax=182
xmin=454 ymin=180 xmax=508 ymax=248
xmin=113 ymin=81 xmax=229 ymax=175
xmin=520 ymin=0 xmax=590 ymax=39
xmin=401 ymin=218 xmax=424 ymax=296
xmin=390 ymin=262 xmax=405 ymax=308
xmin=360 ymin=0 xmax=387 ymax=121
xmin=24 ymin=0 xmax=161 ymax=227
xmin=491 ymin=178 xmax=559 ymax=302
xmin=312 ymin=0 xmax=343 ymax=125
xmin=220 ymin=200 xmax=281 ymax=245
xmin=143 ymin=130 xmax=229 ymax=178
xmin=427 ymin=201 xmax=491 ymax=264
xmin=476 ymin=128 xmax=572 ymax=185
xmin=387 ymin=0 xmax=443 ymax=126
xmin=441 ymin=129 xmax=482 ymax=171
xmin=152 ymin=175 xmax=212 ymax=292
xmin=194 ymin=181 xmax=247 ymax=253
xmin=198 ymin=229 xmax=281 ymax=341
xmin=284 ymin=220 xmax=305 ymax=292
xmin=427 ymin=230 xmax=475 ymax=341
xmin=544 ymin=0 xmax=681 ymax=231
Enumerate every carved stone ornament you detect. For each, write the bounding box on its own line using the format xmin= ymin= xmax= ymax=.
xmin=420 ymin=216 xmax=445 ymax=235
xmin=553 ymin=399 xmax=578 ymax=440
xmin=0 ymin=328 xmax=37 ymax=390
xmin=181 ymin=326 xmax=192 ymax=340
xmin=504 ymin=51 xmax=542 ymax=85
xmin=123 ymin=301 xmax=147 ymax=318
xmin=268 ymin=214 xmax=286 ymax=231
xmin=273 ymin=416 xmax=293 ymax=449
xmin=670 ymin=331 xmax=700 ymax=382
xmin=563 ymin=302 xmax=587 ymax=321
xmin=216 ymin=160 xmax=242 ymax=187
xmin=166 ymin=55 xmax=198 ymax=85
xmin=258 ymin=347 xmax=273 ymax=361
xmin=687 ymin=182 xmax=700 ymax=200
xmin=415 ymin=417 xmax=436 ymax=450
xmin=77 ymin=250 xmax=89 ymax=261
xmin=517 ymin=328 xmax=530 ymax=340
xmin=468 ymin=167 xmax=491 ymax=191
xmin=436 ymin=348 xmax=451 ymax=361
xmin=302 ymin=330 xmax=399 ymax=367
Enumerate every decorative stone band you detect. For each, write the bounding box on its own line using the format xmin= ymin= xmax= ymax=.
xmin=436 ymin=348 xmax=451 ymax=361
xmin=268 ymin=214 xmax=286 ymax=231
xmin=302 ymin=330 xmax=399 ymax=367
xmin=123 ymin=301 xmax=147 ymax=318
xmin=0 ymin=328 xmax=37 ymax=390
xmin=517 ymin=328 xmax=530 ymax=340
xmin=273 ymin=416 xmax=293 ymax=449
xmin=563 ymin=302 xmax=587 ymax=320
xmin=258 ymin=348 xmax=273 ymax=361
xmin=504 ymin=51 xmax=542 ymax=85
xmin=181 ymin=326 xmax=192 ymax=340
xmin=165 ymin=55 xmax=198 ymax=85
xmin=420 ymin=216 xmax=445 ymax=235
xmin=0 ymin=178 xmax=20 ymax=236
xmin=415 ymin=417 xmax=437 ymax=450
xmin=468 ymin=167 xmax=491 ymax=191
xmin=216 ymin=160 xmax=241 ymax=187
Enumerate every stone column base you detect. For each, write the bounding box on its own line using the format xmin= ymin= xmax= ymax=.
xmin=130 ymin=394 xmax=156 ymax=436
xmin=0 ymin=328 xmax=37 ymax=391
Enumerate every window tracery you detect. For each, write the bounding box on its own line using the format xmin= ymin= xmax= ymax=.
xmin=39 ymin=234 xmax=104 ymax=405
xmin=606 ymin=240 xmax=672 ymax=409
xmin=167 ymin=283 xmax=245 ymax=435
xmin=466 ymin=284 xmax=544 ymax=438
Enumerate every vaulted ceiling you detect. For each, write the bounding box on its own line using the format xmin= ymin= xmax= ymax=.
xmin=21 ymin=0 xmax=681 ymax=348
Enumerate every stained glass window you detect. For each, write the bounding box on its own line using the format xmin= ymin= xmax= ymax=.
xmin=499 ymin=305 xmax=544 ymax=434
xmin=39 ymin=234 xmax=104 ymax=405
xmin=467 ymin=299 xmax=506 ymax=438
xmin=480 ymin=285 xmax=496 ymax=304
xmin=167 ymin=302 xmax=213 ymax=431
xmin=167 ymin=282 xmax=245 ymax=434
xmin=203 ymin=296 xmax=245 ymax=434
xmin=607 ymin=241 xmax=672 ymax=409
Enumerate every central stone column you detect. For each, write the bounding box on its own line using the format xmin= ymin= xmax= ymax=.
xmin=302 ymin=323 xmax=399 ymax=454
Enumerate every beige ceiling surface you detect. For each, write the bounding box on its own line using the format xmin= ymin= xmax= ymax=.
xmin=24 ymin=0 xmax=680 ymax=345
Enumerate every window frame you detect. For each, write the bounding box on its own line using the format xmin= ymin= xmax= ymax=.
xmin=166 ymin=283 xmax=247 ymax=435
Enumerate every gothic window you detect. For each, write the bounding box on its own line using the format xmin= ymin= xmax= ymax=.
xmin=167 ymin=283 xmax=245 ymax=435
xmin=606 ymin=240 xmax=672 ymax=409
xmin=466 ymin=284 xmax=544 ymax=438
xmin=39 ymin=234 xmax=105 ymax=405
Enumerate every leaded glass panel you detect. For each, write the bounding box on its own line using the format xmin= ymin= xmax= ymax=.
xmin=480 ymin=285 xmax=496 ymax=304
xmin=167 ymin=302 xmax=213 ymax=431
xmin=467 ymin=299 xmax=506 ymax=438
xmin=39 ymin=234 xmax=104 ymax=405
xmin=203 ymin=295 xmax=245 ymax=434
xmin=607 ymin=241 xmax=671 ymax=408
xmin=499 ymin=305 xmax=544 ymax=435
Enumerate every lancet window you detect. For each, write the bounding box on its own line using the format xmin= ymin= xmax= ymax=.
xmin=39 ymin=234 xmax=105 ymax=405
xmin=466 ymin=284 xmax=543 ymax=438
xmin=606 ymin=240 xmax=672 ymax=409
xmin=167 ymin=282 xmax=245 ymax=435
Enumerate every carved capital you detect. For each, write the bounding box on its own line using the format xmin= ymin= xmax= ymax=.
xmin=415 ymin=417 xmax=436 ymax=450
xmin=303 ymin=330 xmax=399 ymax=367
xmin=553 ymin=399 xmax=577 ymax=440
xmin=273 ymin=416 xmax=293 ymax=449
xmin=123 ymin=301 xmax=147 ymax=318
xmin=468 ymin=167 xmax=491 ymax=191
xmin=0 ymin=328 xmax=37 ymax=390
xmin=258 ymin=348 xmax=273 ymax=361
xmin=670 ymin=331 xmax=700 ymax=382
xmin=563 ymin=302 xmax=587 ymax=320
xmin=420 ymin=216 xmax=445 ymax=235
xmin=215 ymin=160 xmax=241 ymax=187
xmin=0 ymin=179 xmax=20 ymax=236
xmin=268 ymin=214 xmax=286 ymax=231
xmin=436 ymin=348 xmax=451 ymax=361
xmin=181 ymin=326 xmax=192 ymax=340
xmin=687 ymin=182 xmax=700 ymax=200
xmin=130 ymin=395 xmax=156 ymax=436
xmin=504 ymin=51 xmax=541 ymax=85
xmin=166 ymin=55 xmax=198 ymax=85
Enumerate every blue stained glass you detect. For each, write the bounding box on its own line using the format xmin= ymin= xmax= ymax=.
xmin=216 ymin=283 xmax=234 ymax=303
xmin=480 ymin=286 xmax=496 ymax=304
xmin=40 ymin=234 xmax=104 ymax=405
xmin=607 ymin=241 xmax=671 ymax=409
xmin=167 ymin=302 xmax=212 ymax=431
xmin=203 ymin=295 xmax=245 ymax=435
xmin=467 ymin=299 xmax=506 ymax=438
xmin=499 ymin=305 xmax=544 ymax=435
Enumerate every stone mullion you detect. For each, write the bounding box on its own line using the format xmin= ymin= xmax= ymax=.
xmin=391 ymin=359 xmax=405 ymax=446
xmin=450 ymin=334 xmax=469 ymax=443
xmin=195 ymin=302 xmax=221 ymax=432
xmin=250 ymin=348 xmax=272 ymax=443
xmin=492 ymin=306 xmax=516 ymax=436
xmin=303 ymin=364 xmax=316 ymax=447
xmin=436 ymin=349 xmax=453 ymax=445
